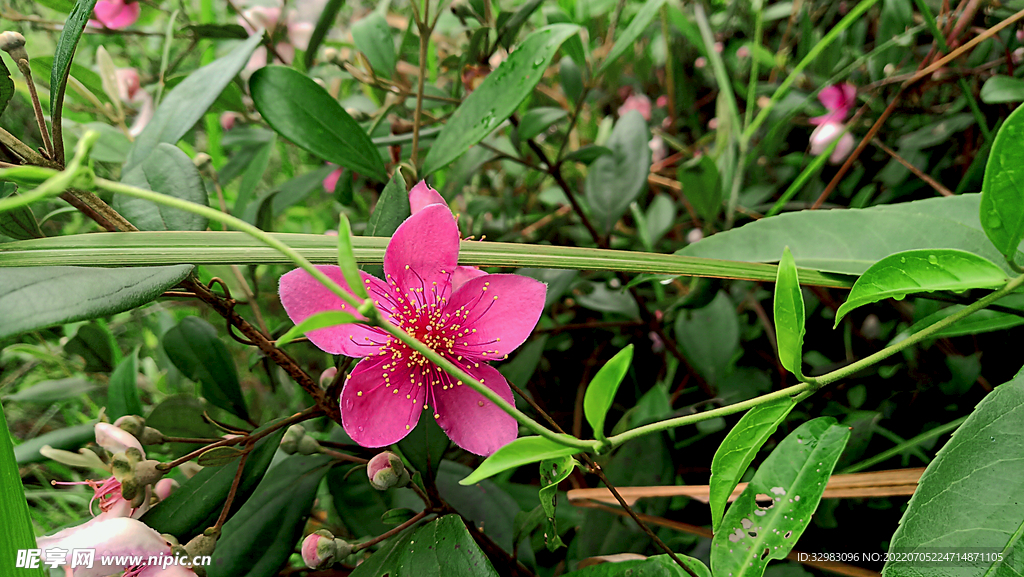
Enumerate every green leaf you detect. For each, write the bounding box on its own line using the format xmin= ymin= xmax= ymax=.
xmin=362 ymin=169 xmax=410 ymax=277
xmin=250 ymin=66 xmax=387 ymax=182
xmin=351 ymin=13 xmax=396 ymax=79
xmin=276 ymin=310 xmax=359 ymax=347
xmin=64 ymin=322 xmax=115 ymax=372
xmin=0 ymin=187 xmax=44 ymax=239
xmin=49 ymin=0 xmax=99 ymax=116
xmin=337 ymin=213 xmax=367 ymax=299
xmin=382 ymin=507 xmax=419 ymax=525
xmin=980 ymin=75 xmax=1024 ymax=104
xmin=518 ymin=107 xmax=569 ymax=141
xmin=396 ymin=409 xmax=450 ymax=484
xmin=106 ymin=350 xmax=142 ymax=420
xmin=422 ymin=24 xmax=581 ymax=175
xmin=564 ymin=145 xmax=612 ymax=165
xmin=3 ymin=377 xmax=98 ymax=403
xmin=881 ymin=366 xmax=1024 ymax=577
xmin=682 ymin=194 xmax=1022 ymax=276
xmin=888 ymin=294 xmax=1024 ymax=342
xmin=835 ymin=249 xmax=1008 ymax=326
xmin=115 ymin=143 xmax=210 ymax=231
xmin=597 ymin=0 xmax=668 ymax=74
xmin=0 ymin=400 xmax=46 ymax=577
xmin=0 ymin=56 xmax=14 ymax=118
xmin=234 ymin=136 xmax=276 ymax=222
xmin=0 ymin=265 xmax=193 ymax=341
xmin=140 ymin=426 xmax=286 ymax=539
xmin=303 ymin=0 xmax=345 ymax=69
xmin=711 ymin=418 xmax=850 ymax=577
xmin=583 ymin=345 xmax=634 ymax=441
xmin=562 ymin=555 xmax=710 ymax=577
xmin=774 ymin=247 xmax=806 ymax=380
xmin=350 ymin=515 xmax=500 ymax=577
xmin=162 ymin=316 xmax=251 ymax=422
xmin=210 ymin=455 xmax=333 ymax=577
xmin=539 ymin=456 xmax=576 ymax=551
xmin=124 ymin=33 xmax=263 ymax=170
xmin=644 ymin=194 xmax=676 ymax=247
xmin=981 ymin=103 xmax=1024 ymax=264
xmin=182 ymin=23 xmax=249 ymax=39
xmin=677 ymin=155 xmax=721 ymax=222
xmin=708 ymin=398 xmax=795 ymax=533
xmin=460 ymin=436 xmax=580 ymax=485
xmin=674 ymin=291 xmax=739 ymax=386
xmin=31 ymin=56 xmax=106 ymax=107
xmin=197 ymin=446 xmax=245 ymax=467
xmin=495 ymin=0 xmax=545 ymax=49
xmin=14 ymin=423 xmax=95 ymax=464
xmin=146 ymin=395 xmax=221 ymax=458
xmin=585 ymin=110 xmax=651 ymax=233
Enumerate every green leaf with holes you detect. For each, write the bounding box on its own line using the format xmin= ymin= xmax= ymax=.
xmin=538 ymin=456 xmax=576 ymax=551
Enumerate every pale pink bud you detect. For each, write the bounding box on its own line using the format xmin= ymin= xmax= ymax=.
xmin=240 ymin=6 xmax=281 ymax=35
xmin=301 ymin=530 xmax=351 ymax=569
xmin=323 ymin=167 xmax=343 ymax=193
xmin=656 ymin=95 xmax=668 ymax=108
xmin=319 ymin=367 xmax=338 ymax=387
xmin=95 ymin=423 xmax=145 ymax=458
xmin=686 ymin=228 xmax=704 ymax=244
xmin=367 ymin=451 xmax=409 ymax=490
xmin=714 ymin=42 xmax=724 ymax=53
xmin=737 ymin=46 xmax=750 ymax=59
xmin=617 ymin=94 xmax=652 ymax=121
xmin=694 ymin=56 xmax=707 ymax=69
xmin=708 ymin=117 xmax=719 ymax=130
xmin=809 ymin=121 xmax=855 ymax=164
xmin=153 ymin=478 xmax=179 ymax=501
xmin=220 ymin=112 xmax=238 ymax=132
xmin=115 ymin=68 xmax=141 ymax=102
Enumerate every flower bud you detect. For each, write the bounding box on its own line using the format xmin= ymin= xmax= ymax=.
xmin=193 ymin=153 xmax=212 ymax=170
xmin=367 ymin=451 xmax=410 ymax=490
xmin=319 ymin=367 xmax=338 ymax=388
xmin=153 ymin=478 xmax=179 ymax=502
xmin=280 ymin=424 xmax=306 ymax=454
xmin=134 ymin=459 xmax=166 ymax=487
xmin=0 ymin=31 xmax=28 ymax=61
xmin=139 ymin=426 xmax=165 ymax=445
xmin=185 ymin=528 xmax=219 ymax=559
xmin=302 ymin=530 xmax=336 ymax=569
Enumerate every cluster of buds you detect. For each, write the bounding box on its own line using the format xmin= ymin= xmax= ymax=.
xmin=366 ymin=451 xmax=410 ymax=491
xmin=301 ymin=529 xmax=353 ymax=570
xmin=110 ymin=414 xmax=165 ymax=445
xmin=109 ymin=446 xmax=165 ymax=507
xmin=279 ymin=424 xmax=323 ymax=455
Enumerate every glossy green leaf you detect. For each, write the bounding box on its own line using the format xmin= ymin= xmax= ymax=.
xmin=708 ymin=398 xmax=795 ymax=532
xmin=422 ymin=24 xmax=581 ymax=175
xmin=888 ymin=294 xmax=1024 ymax=342
xmin=0 ymin=400 xmax=46 ymax=577
xmin=981 ymin=103 xmax=1024 ymax=263
xmin=538 ymin=456 xmax=576 ymax=550
xmin=140 ymin=426 xmax=285 ymax=539
xmin=882 ymin=366 xmax=1024 ymax=577
xmin=197 ymin=446 xmax=245 ymax=467
xmin=3 ymin=377 xmax=98 ymax=403
xmin=382 ymin=508 xmax=419 ymax=525
xmin=124 ymin=33 xmax=263 ymax=170
xmin=0 ymin=265 xmax=193 ymax=341
xmin=774 ymin=247 xmax=806 ymax=380
xmin=460 ymin=436 xmax=580 ymax=485
xmin=677 ymin=155 xmax=721 ymax=221
xmin=276 ymin=310 xmax=359 ymax=347
xmin=0 ymin=231 xmax=853 ymax=288
xmin=980 ymin=75 xmax=1024 ymax=104
xmin=682 ymin=194 xmax=1022 ymax=276
xmin=210 ymin=455 xmax=333 ymax=577
xmin=711 ymin=418 xmax=850 ymax=577
xmin=564 ymin=145 xmax=612 ymax=165
xmin=396 ymin=408 xmax=450 ymax=484
xmin=303 ymin=0 xmax=345 ymax=69
xmin=583 ymin=345 xmax=634 ymax=440
xmin=674 ymin=291 xmax=739 ymax=386
xmin=337 ymin=213 xmax=367 ymax=299
xmin=14 ymin=423 xmax=95 ymax=464
xmin=250 ymin=66 xmax=387 ymax=182
xmin=106 ymin=350 xmax=142 ymax=420
xmin=835 ymin=249 xmax=1008 ymax=326
xmin=49 ymin=0 xmax=99 ymax=116
xmin=64 ymin=322 xmax=115 ymax=372
xmin=495 ymin=0 xmax=544 ymax=49
xmin=115 ymin=143 xmax=209 ymax=231
xmin=433 ymin=461 xmax=525 ymax=556
xmin=518 ymin=107 xmax=569 ymax=141
xmin=597 ymin=0 xmax=668 ymax=74
xmin=350 ymin=514 xmax=499 ymax=577
xmin=162 ymin=316 xmax=251 ymax=422
xmin=0 ymin=57 xmax=14 ymax=119
xmin=585 ymin=110 xmax=651 ymax=234
xmin=351 ymin=13 xmax=396 ymax=79
xmin=562 ymin=555 xmax=710 ymax=577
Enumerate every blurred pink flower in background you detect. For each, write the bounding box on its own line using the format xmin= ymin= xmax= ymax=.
xmin=91 ymin=0 xmax=140 ymax=29
xmin=238 ymin=0 xmax=324 ymax=71
xmin=323 ymin=167 xmax=343 ymax=193
xmin=809 ymin=83 xmax=857 ymax=164
xmin=220 ymin=112 xmax=240 ymax=131
xmin=115 ymin=68 xmax=153 ymax=137
xmin=618 ymin=94 xmax=652 ymax=121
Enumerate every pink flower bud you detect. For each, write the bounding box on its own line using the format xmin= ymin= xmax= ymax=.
xmin=323 ymin=167 xmax=343 ymax=193
xmin=656 ymin=95 xmax=668 ymax=108
xmin=736 ymin=46 xmax=750 ymax=59
xmin=114 ymin=68 xmax=141 ymax=102
xmin=367 ymin=451 xmax=410 ymax=490
xmin=153 ymin=478 xmax=179 ymax=501
xmin=301 ymin=530 xmax=351 ymax=569
xmin=809 ymin=121 xmax=855 ymax=164
xmin=320 ymin=367 xmax=338 ymax=388
xmin=686 ymin=228 xmax=704 ymax=244
xmin=220 ymin=112 xmax=238 ymax=132
xmin=95 ymin=423 xmax=145 ymax=458
xmin=694 ymin=56 xmax=707 ymax=69
xmin=617 ymin=94 xmax=652 ymax=121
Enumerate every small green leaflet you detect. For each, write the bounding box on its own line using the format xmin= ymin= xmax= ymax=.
xmin=773 ymin=247 xmax=806 ymax=380
xmin=460 ymin=436 xmax=579 ymax=485
xmin=538 ymin=456 xmax=577 ymax=550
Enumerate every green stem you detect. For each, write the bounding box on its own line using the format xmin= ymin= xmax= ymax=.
xmin=742 ymin=0 xmax=881 ymax=146
xmin=743 ymin=6 xmax=764 ymax=131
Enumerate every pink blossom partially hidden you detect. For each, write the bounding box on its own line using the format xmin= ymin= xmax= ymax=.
xmin=39 ymin=517 xmax=194 ymax=577
xmin=238 ymin=0 xmax=324 ymax=72
xmin=115 ymin=67 xmax=153 ymax=137
xmin=809 ymin=122 xmax=855 ymax=164
xmin=323 ymin=167 xmax=343 ymax=193
xmin=810 ymin=83 xmax=856 ymax=126
xmin=618 ymin=94 xmax=652 ymax=121
xmin=91 ymin=0 xmax=140 ymax=29
xmin=279 ymin=182 xmax=546 ymax=455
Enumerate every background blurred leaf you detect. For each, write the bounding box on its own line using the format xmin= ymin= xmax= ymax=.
xmin=585 ymin=110 xmax=650 ymax=234
xmin=14 ymin=423 xmax=95 ymax=465
xmin=351 ymin=13 xmax=396 ymax=79
xmin=2 ymin=377 xmax=98 ymax=403
xmin=597 ymin=0 xmax=668 ymax=74
xmin=396 ymin=409 xmax=450 ymax=484
xmin=980 ymin=76 xmax=1024 ymax=104
xmin=161 ymin=316 xmax=251 ymax=422
xmin=106 ymin=350 xmax=142 ymax=420
xmin=674 ymin=291 xmax=738 ymax=386
xmin=304 ymin=0 xmax=345 ymax=69
xmin=64 ymin=322 xmax=115 ymax=372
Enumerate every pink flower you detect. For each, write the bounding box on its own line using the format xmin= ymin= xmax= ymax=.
xmin=237 ymin=0 xmax=324 ymax=71
xmin=810 ymin=83 xmax=856 ymax=126
xmin=809 ymin=122 xmax=855 ymax=164
xmin=91 ymin=0 xmax=140 ymax=29
xmin=618 ymin=94 xmax=652 ymax=121
xmin=219 ymin=112 xmax=239 ymax=132
xmin=278 ymin=182 xmax=546 ymax=455
xmin=39 ymin=517 xmax=195 ymax=577
xmin=323 ymin=167 xmax=343 ymax=193
xmin=115 ymin=68 xmax=153 ymax=137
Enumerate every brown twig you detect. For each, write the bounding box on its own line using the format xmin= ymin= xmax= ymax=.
xmin=872 ymin=138 xmax=953 ymax=197
xmin=353 ymin=510 xmax=429 ymax=552
xmin=214 ymin=439 xmax=252 ymax=530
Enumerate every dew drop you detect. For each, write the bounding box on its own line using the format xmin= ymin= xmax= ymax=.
xmin=988 ymin=211 xmax=1003 ymax=229
xmin=899 ymin=257 xmax=906 ymax=264
xmin=928 ymin=254 xmax=938 ymax=265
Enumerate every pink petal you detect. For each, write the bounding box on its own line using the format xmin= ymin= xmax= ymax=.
xmin=340 ymin=356 xmax=423 ymax=447
xmin=813 ymin=83 xmax=856 ymax=124
xmin=139 ymin=565 xmax=197 ymax=577
xmin=323 ymin=168 xmax=342 ymax=193
xmin=829 ymin=131 xmax=856 ymax=165
xmin=446 ymin=273 xmax=546 ymax=360
xmin=451 ymin=266 xmax=487 ymax=292
xmin=39 ymin=517 xmax=170 ymax=577
xmin=383 ymin=204 xmax=459 ymax=303
xmin=93 ymin=0 xmax=140 ymax=29
xmin=278 ymin=266 xmax=397 ymax=357
xmin=431 ymin=362 xmax=517 ymax=456
xmin=409 ymin=181 xmax=447 ymax=214
xmin=94 ymin=423 xmax=145 ymax=458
